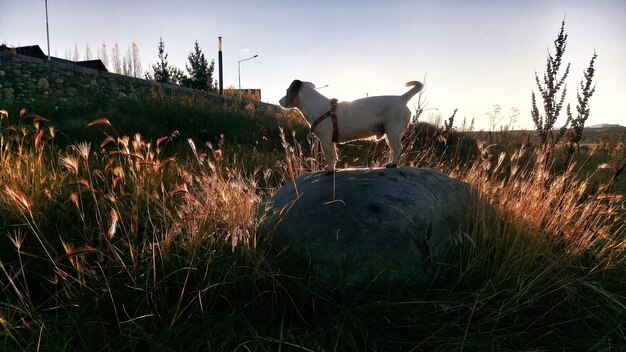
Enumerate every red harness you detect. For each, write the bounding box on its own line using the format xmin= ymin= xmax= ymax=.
xmin=310 ymin=99 xmax=339 ymax=143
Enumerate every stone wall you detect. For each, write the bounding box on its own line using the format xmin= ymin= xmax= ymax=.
xmin=0 ymin=50 xmax=265 ymax=110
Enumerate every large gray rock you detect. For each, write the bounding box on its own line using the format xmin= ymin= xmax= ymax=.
xmin=260 ymin=167 xmax=474 ymax=289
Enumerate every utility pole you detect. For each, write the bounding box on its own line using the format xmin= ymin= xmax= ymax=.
xmin=45 ymin=0 xmax=51 ymax=61
xmin=218 ymin=37 xmax=223 ymax=95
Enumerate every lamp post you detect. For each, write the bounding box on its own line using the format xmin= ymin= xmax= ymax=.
xmin=218 ymin=37 xmax=223 ymax=95
xmin=45 ymin=0 xmax=50 ymax=61
xmin=238 ymin=54 xmax=258 ymax=100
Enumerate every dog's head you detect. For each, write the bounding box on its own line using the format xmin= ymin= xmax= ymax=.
xmin=279 ymin=79 xmax=304 ymax=108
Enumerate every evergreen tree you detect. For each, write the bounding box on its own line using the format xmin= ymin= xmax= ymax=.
xmin=170 ymin=67 xmax=188 ymax=86
xmin=185 ymin=41 xmax=215 ymax=91
xmin=148 ymin=37 xmax=172 ymax=83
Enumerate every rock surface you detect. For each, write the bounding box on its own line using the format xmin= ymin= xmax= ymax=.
xmin=260 ymin=167 xmax=475 ymax=289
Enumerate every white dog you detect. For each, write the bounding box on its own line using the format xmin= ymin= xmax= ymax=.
xmin=279 ymin=79 xmax=423 ymax=173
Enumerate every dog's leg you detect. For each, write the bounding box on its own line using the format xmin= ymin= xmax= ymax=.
xmin=321 ymin=141 xmax=337 ymax=175
xmin=385 ymin=132 xmax=402 ymax=168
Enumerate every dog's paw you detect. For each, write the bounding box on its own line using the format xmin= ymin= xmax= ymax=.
xmin=385 ymin=163 xmax=397 ymax=168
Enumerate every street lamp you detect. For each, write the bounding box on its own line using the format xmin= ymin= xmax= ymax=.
xmin=238 ymin=54 xmax=258 ymax=100
xmin=218 ymin=37 xmax=223 ymax=95
xmin=45 ymin=0 xmax=51 ymax=61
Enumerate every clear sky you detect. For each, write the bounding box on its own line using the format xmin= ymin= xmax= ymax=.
xmin=1 ymin=0 xmax=625 ymax=130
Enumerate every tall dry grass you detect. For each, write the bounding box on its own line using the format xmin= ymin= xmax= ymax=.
xmin=1 ymin=107 xmax=625 ymax=350
xmin=0 ymin=110 xmax=270 ymax=350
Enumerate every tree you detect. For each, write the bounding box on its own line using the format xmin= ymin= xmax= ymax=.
xmin=147 ymin=38 xmax=186 ymax=85
xmin=121 ymin=43 xmax=142 ymax=78
xmin=97 ymin=42 xmax=109 ymax=70
xmin=111 ymin=43 xmax=122 ymax=74
xmin=148 ymin=38 xmax=172 ymax=83
xmin=130 ymin=42 xmax=142 ymax=78
xmin=184 ymin=41 xmax=215 ymax=91
xmin=72 ymin=44 xmax=80 ymax=61
xmin=170 ymin=67 xmax=188 ymax=86
xmin=84 ymin=43 xmax=92 ymax=60
xmin=122 ymin=54 xmax=131 ymax=76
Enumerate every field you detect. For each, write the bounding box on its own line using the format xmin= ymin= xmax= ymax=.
xmin=1 ymin=96 xmax=626 ymax=351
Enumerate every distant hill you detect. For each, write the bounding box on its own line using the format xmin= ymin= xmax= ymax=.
xmin=469 ymin=124 xmax=625 ymax=145
xmin=579 ymin=124 xmax=626 ymax=144
xmin=587 ymin=123 xmax=624 ymax=129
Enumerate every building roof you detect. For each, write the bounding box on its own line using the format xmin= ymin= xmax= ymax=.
xmin=1 ymin=44 xmax=108 ymax=72
xmin=0 ymin=44 xmax=47 ymax=59
xmin=50 ymin=57 xmax=108 ymax=71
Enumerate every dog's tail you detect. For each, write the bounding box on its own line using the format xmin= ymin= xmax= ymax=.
xmin=401 ymin=81 xmax=424 ymax=102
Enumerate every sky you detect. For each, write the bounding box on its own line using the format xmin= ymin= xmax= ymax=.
xmin=1 ymin=0 xmax=625 ymax=130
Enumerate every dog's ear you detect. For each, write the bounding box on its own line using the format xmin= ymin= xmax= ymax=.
xmin=285 ymin=80 xmax=303 ymax=106
xmin=289 ymin=80 xmax=303 ymax=92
